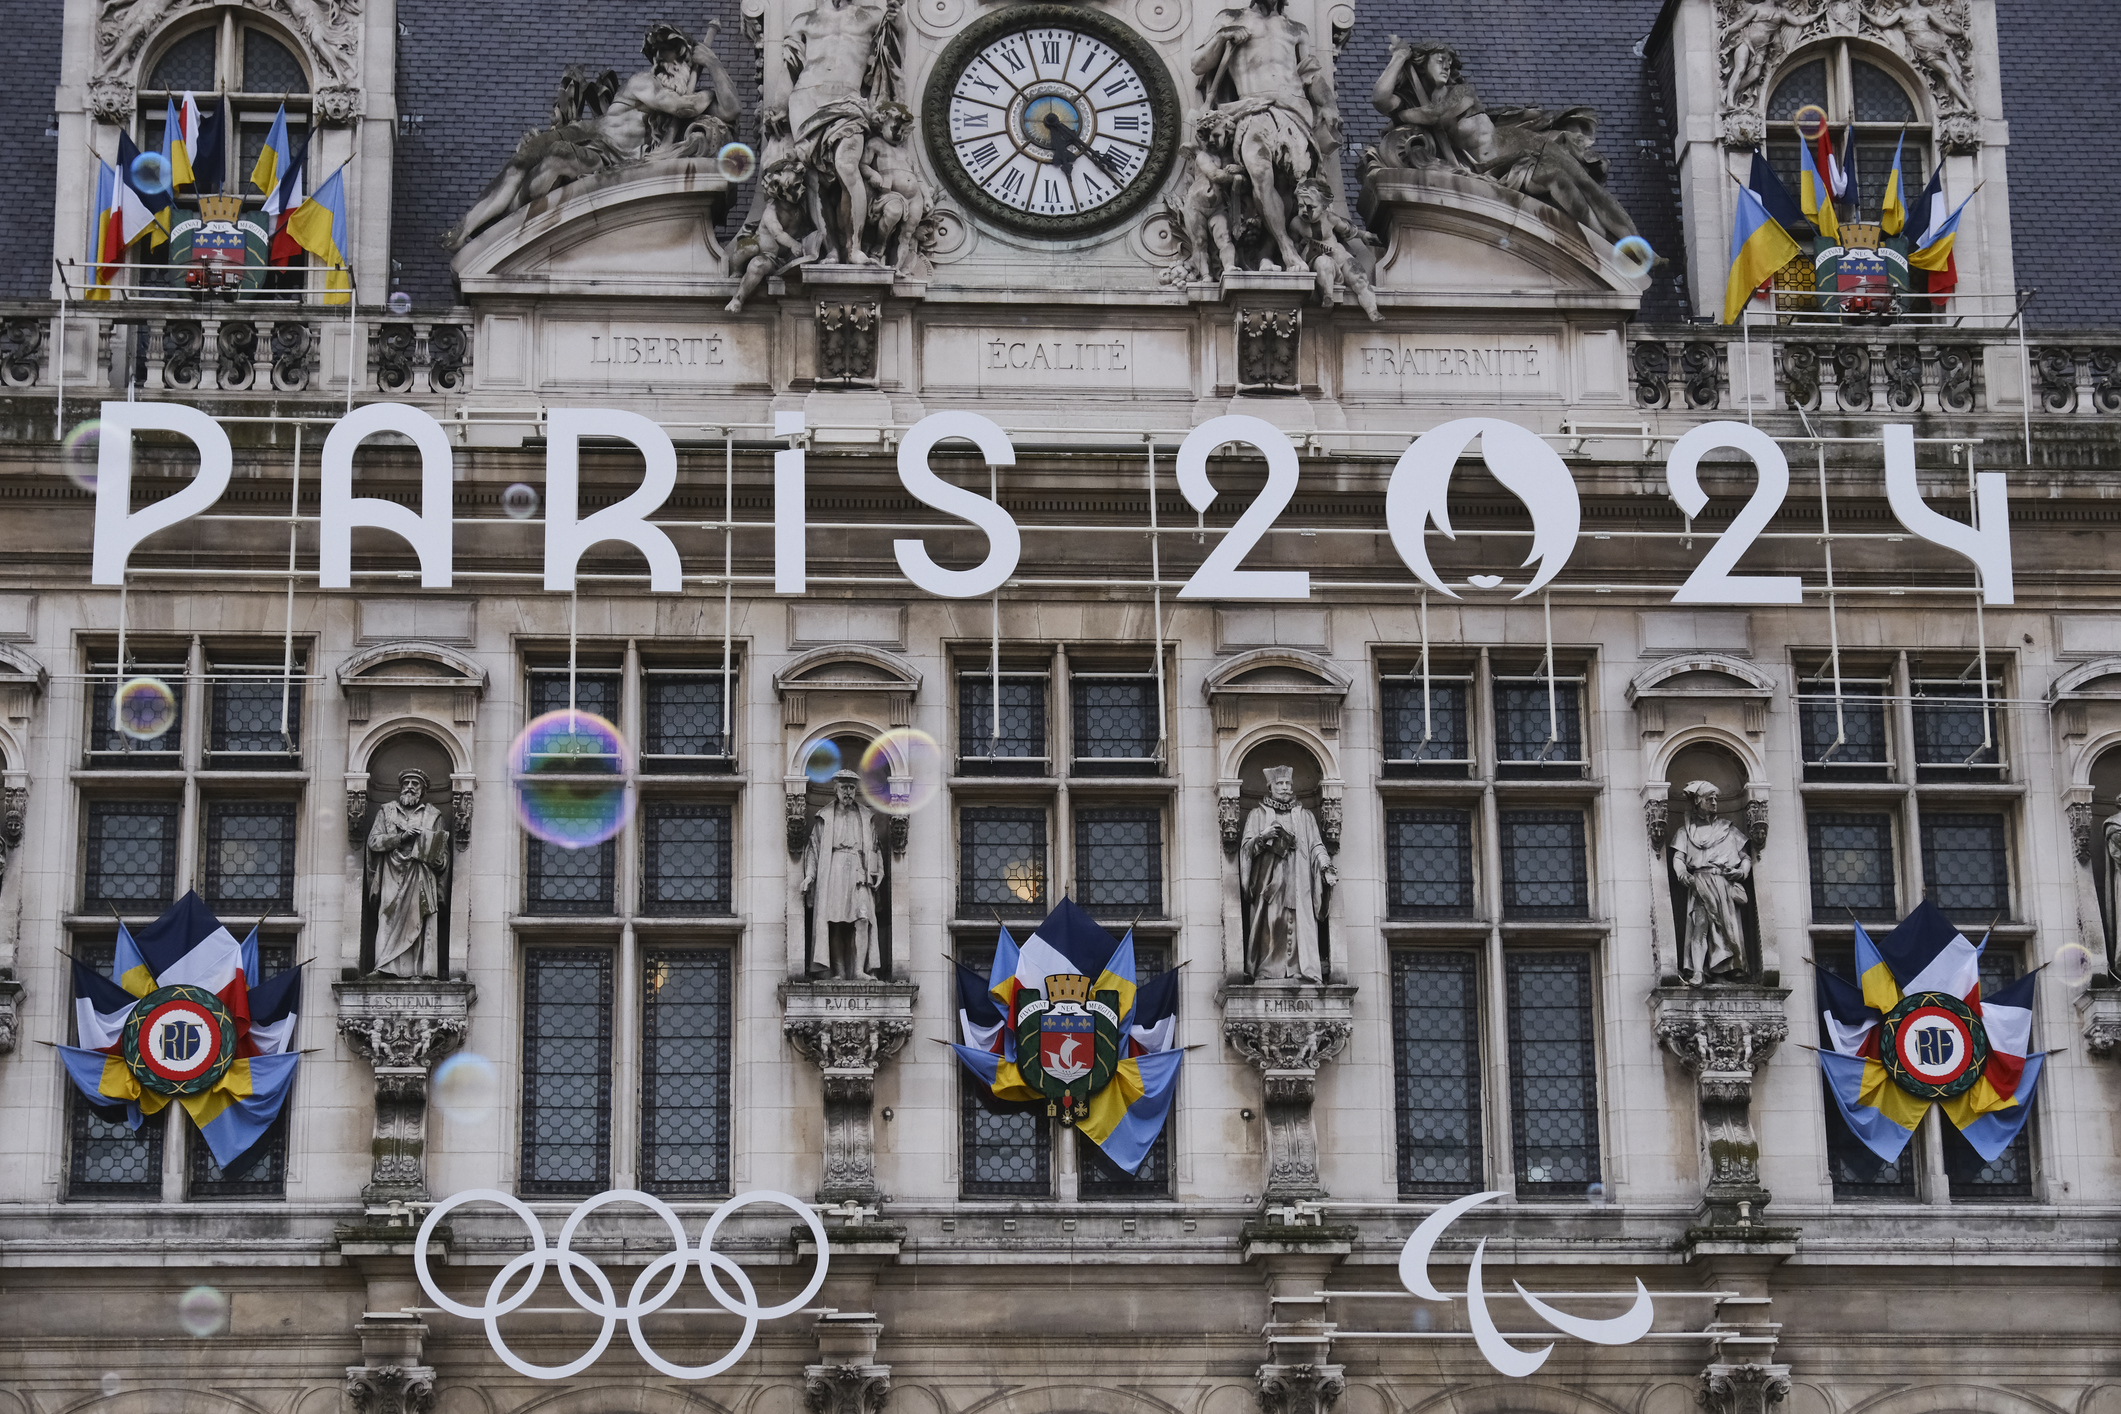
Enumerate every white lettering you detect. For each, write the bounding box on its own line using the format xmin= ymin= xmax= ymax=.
xmin=91 ymin=401 xmax=234 ymax=585
xmin=542 ymin=408 xmax=683 ymax=593
xmin=319 ymin=402 xmax=455 ymax=589
xmin=893 ymin=411 xmax=1021 ymax=598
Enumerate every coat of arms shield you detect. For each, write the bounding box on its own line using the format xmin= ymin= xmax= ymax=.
xmin=1013 ymin=970 xmax=1121 ymax=1123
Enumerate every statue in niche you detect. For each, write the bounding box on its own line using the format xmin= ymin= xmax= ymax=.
xmin=1190 ymin=0 xmax=1345 ymax=277
xmin=784 ymin=0 xmax=907 ymax=267
xmin=1365 ymin=38 xmax=1639 ymax=244
xmin=1240 ymin=766 xmax=1337 ymax=982
xmin=801 ymin=771 xmax=884 ymax=979
xmin=1671 ymin=781 xmax=1753 ymax=986
xmin=367 ymin=771 xmax=452 ymax=979
xmin=442 ymin=22 xmax=741 ymax=250
xmin=2099 ymin=804 xmax=2121 ymax=974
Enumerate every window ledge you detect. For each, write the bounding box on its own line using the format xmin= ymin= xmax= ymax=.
xmin=631 ymin=916 xmax=745 ymax=931
xmin=1798 ymin=781 xmax=1912 ymax=797
xmin=1381 ymin=918 xmax=1489 ymax=935
xmin=510 ymin=914 xmax=622 ymax=929
xmin=1065 ymin=774 xmax=1179 ymax=793
xmin=950 ymin=775 xmax=1060 ymax=793
xmin=1808 ymin=919 xmax=2035 ymax=936
xmin=70 ymin=767 xmax=187 ymax=782
xmin=65 ymin=912 xmax=304 ymax=929
xmin=194 ymin=771 xmax=313 ymax=786
xmin=1492 ymin=777 xmax=1605 ymax=800
xmin=637 ymin=773 xmax=749 ymax=789
xmin=1378 ymin=778 xmax=1484 ymax=797
xmin=1498 ymin=918 xmax=1610 ymax=935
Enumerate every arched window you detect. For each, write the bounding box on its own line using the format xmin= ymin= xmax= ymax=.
xmin=1766 ymin=48 xmax=1928 ymax=235
xmin=138 ymin=12 xmax=310 ymax=202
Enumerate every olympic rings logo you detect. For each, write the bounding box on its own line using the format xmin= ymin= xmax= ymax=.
xmin=413 ymin=1189 xmax=829 ymax=1380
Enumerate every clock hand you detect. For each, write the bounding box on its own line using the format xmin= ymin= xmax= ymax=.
xmin=1042 ymin=112 xmax=1121 ymax=181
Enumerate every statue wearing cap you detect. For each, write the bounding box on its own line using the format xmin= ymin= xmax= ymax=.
xmin=1240 ymin=765 xmax=1337 ymax=982
xmin=1670 ymin=780 xmax=1752 ymax=985
xmin=801 ymin=769 xmax=884 ymax=979
xmin=366 ymin=768 xmax=452 ymax=979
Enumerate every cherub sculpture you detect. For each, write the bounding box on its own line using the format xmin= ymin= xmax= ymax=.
xmin=1292 ymin=177 xmax=1382 ymax=320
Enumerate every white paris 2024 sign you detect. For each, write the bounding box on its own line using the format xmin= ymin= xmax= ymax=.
xmin=88 ymin=402 xmax=2014 ymax=605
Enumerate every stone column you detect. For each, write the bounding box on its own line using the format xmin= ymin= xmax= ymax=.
xmin=1651 ymin=985 xmax=1791 ymax=1237
xmin=334 ymin=979 xmax=475 ymax=1206
xmin=782 ymin=980 xmax=917 ymax=1203
xmin=1699 ymin=1363 xmax=1792 ymax=1414
xmin=1222 ymin=984 xmax=1356 ymax=1202
xmin=1245 ymin=1217 xmax=1352 ymax=1414
xmin=803 ymin=1314 xmax=891 ymax=1414
xmin=343 ymin=1312 xmax=436 ymax=1414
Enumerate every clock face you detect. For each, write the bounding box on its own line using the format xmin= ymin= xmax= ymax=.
xmin=923 ymin=5 xmax=1179 ymax=239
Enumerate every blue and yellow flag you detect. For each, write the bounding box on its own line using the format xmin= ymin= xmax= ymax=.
xmin=250 ymin=103 xmax=290 ymax=197
xmin=1880 ymin=130 xmax=1908 ymax=236
xmin=286 ymin=163 xmax=351 ymax=304
xmin=1799 ymin=135 xmax=1839 ymax=243
xmin=1724 ymin=182 xmax=1800 ymax=323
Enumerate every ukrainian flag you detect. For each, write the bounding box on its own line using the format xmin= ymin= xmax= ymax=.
xmin=250 ymin=103 xmax=290 ymax=197
xmin=1723 ymin=182 xmax=1800 ymax=324
xmin=286 ymin=163 xmax=351 ymax=304
xmin=1880 ymin=130 xmax=1908 ymax=236
xmin=1799 ymin=135 xmax=1839 ymax=243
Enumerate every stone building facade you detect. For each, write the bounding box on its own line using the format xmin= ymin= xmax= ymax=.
xmin=1 ymin=3 xmax=2119 ymax=1414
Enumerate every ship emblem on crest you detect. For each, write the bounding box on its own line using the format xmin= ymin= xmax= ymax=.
xmin=1015 ymin=971 xmax=1120 ymax=1124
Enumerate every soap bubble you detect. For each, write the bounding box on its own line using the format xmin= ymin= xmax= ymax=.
xmin=62 ymin=419 xmax=102 ymax=492
xmin=1792 ymin=104 xmax=1828 ymax=143
xmin=1587 ymin=1181 xmax=1608 ymax=1205
xmin=511 ymin=709 xmax=632 ymax=848
xmin=1412 ymin=1307 xmax=1433 ymax=1332
xmin=115 ymin=676 xmax=179 ymax=741
xmin=2054 ymin=942 xmax=2098 ymax=989
xmin=386 ymin=290 xmax=413 ymax=317
xmin=857 ymin=727 xmax=943 ymax=816
xmin=1496 ymin=234 xmax=1510 ymax=251
xmin=100 ymin=1373 xmax=122 ymax=1397
xmin=717 ymin=142 xmax=757 ymax=182
xmin=433 ymin=1052 xmax=499 ymax=1124
xmin=177 ymin=1284 xmax=228 ymax=1337
xmin=803 ymin=738 xmax=844 ymax=784
xmin=130 ymin=151 xmax=171 ymax=195
xmin=501 ymin=483 xmax=540 ymax=520
xmin=1613 ymin=235 xmax=1656 ymax=278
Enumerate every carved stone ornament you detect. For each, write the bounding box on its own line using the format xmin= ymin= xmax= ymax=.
xmin=346 ymin=788 xmax=369 ymax=847
xmin=2 ymin=783 xmax=27 ymax=871
xmin=334 ymin=981 xmax=475 ymax=1205
xmin=86 ymin=76 xmax=135 ymax=124
xmin=450 ymin=790 xmax=473 ymax=852
xmin=784 ymin=981 xmax=917 ymax=1203
xmin=2079 ymin=988 xmax=2121 ymax=1060
xmin=1700 ymin=1362 xmax=1792 ymax=1414
xmin=817 ymin=301 xmax=882 ymax=386
xmin=1652 ymin=985 xmax=1790 ymax=1232
xmin=1224 ymin=985 xmax=1356 ymax=1202
xmin=94 ymin=0 xmax=361 ymax=92
xmin=1237 ymin=309 xmax=1301 ymax=393
xmin=788 ymin=788 xmax=813 ymax=857
xmin=0 ymin=975 xmax=22 ymax=1056
xmin=343 ymin=1364 xmax=438 ymax=1414
xmin=1713 ymin=0 xmax=1979 ymax=150
xmin=1644 ymin=796 xmax=1671 ymax=854
xmin=2068 ymin=800 xmax=2096 ymax=866
xmin=1256 ymin=1364 xmax=1346 ymax=1414
xmin=804 ymin=1363 xmax=892 ymax=1414
xmin=1220 ymin=793 xmax=1244 ymax=856
xmin=314 ymin=85 xmax=364 ymax=124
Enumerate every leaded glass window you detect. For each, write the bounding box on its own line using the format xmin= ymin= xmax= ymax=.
xmin=1911 ymin=677 xmax=2004 ymax=781
xmin=1798 ymin=679 xmax=1890 ymax=783
xmin=1815 ymin=939 xmax=1917 ymax=1199
xmin=204 ymin=802 xmax=296 ymax=912
xmin=88 ymin=670 xmax=184 ymax=759
xmin=85 ymin=801 xmax=179 ymax=909
xmin=1808 ymin=812 xmax=1896 ymax=918
xmin=527 ymin=835 xmax=615 ymax=915
xmin=529 ymin=670 xmax=622 ymax=722
xmin=960 ymin=807 xmax=1047 ymax=918
xmin=208 ymin=673 xmax=302 ymax=764
xmin=1506 ymin=951 xmax=1600 ymax=1196
xmin=1495 ymin=680 xmax=1584 ymax=776
xmin=1383 ymin=678 xmax=1471 ymax=777
xmin=1945 ymin=948 xmax=2033 ymax=1200
xmin=67 ymin=941 xmax=166 ymax=1200
xmin=1498 ymin=811 xmax=1588 ymax=919
xmin=520 ymin=949 xmax=612 ymax=1195
xmin=1385 ymin=809 xmax=1475 ymax=919
xmin=1921 ymin=813 xmax=2009 ymax=921
xmin=958 ymin=674 xmax=1047 ymax=775
xmin=641 ymin=803 xmax=733 ymax=915
xmin=1071 ymin=674 xmax=1159 ymax=775
xmin=958 ymin=946 xmax=1051 ymax=1198
xmin=148 ymin=28 xmax=217 ymax=91
xmin=243 ymin=28 xmax=309 ymax=92
xmin=191 ymin=943 xmax=295 ymax=1198
xmin=1079 ymin=945 xmax=1170 ymax=1198
xmin=643 ymin=673 xmax=733 ymax=771
xmin=1074 ymin=808 xmax=1161 ymax=916
xmin=641 ymin=950 xmax=733 ymax=1194
xmin=1393 ymin=950 xmax=1483 ymax=1194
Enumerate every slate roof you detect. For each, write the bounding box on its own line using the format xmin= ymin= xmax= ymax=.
xmin=1996 ymin=2 xmax=2117 ymax=328
xmin=2 ymin=0 xmax=65 ymax=299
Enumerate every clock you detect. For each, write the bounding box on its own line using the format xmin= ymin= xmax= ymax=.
xmin=922 ymin=4 xmax=1180 ymax=240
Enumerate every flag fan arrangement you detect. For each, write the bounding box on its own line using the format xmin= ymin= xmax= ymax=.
xmin=951 ymin=898 xmax=1182 ymax=1174
xmin=61 ymin=892 xmax=302 ymax=1177
xmin=1816 ymin=900 xmax=2044 ymax=1166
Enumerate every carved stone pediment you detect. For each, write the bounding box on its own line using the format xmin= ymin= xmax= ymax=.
xmin=1205 ymin=651 xmax=1351 ymax=737
xmin=1359 ymin=166 xmax=1646 ymax=306
xmin=776 ymin=644 xmax=922 ymax=732
xmin=1628 ymin=653 xmax=1776 ymax=740
xmin=452 ymin=160 xmax=738 ymax=297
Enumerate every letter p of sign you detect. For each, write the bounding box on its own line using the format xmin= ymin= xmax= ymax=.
xmin=92 ymin=402 xmax=234 ymax=585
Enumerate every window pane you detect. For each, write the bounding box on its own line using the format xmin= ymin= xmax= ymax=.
xmin=67 ymin=940 xmax=167 ymax=1200
xmin=1506 ymin=951 xmax=1600 ymax=1196
xmin=642 ymin=950 xmax=732 ymax=1194
xmin=1495 ymin=682 xmax=1583 ymax=771
xmin=527 ymin=836 xmax=616 ymax=915
xmin=1814 ymin=940 xmax=1917 ymax=1198
xmin=1074 ymin=808 xmax=1161 ymax=915
xmin=1808 ymin=812 xmax=1896 ymax=918
xmin=1383 ymin=680 xmax=1469 ymax=770
xmin=90 ymin=676 xmax=183 ymax=755
xmin=641 ymin=803 xmax=733 ymax=915
xmin=1851 ymin=61 xmax=1916 ymax=123
xmin=529 ymin=672 xmax=621 ymax=722
xmin=191 ymin=944 xmax=296 ymax=1197
xmin=958 ymin=675 xmax=1046 ymax=773
xmin=1767 ymin=60 xmax=1827 ymax=120
xmin=204 ymin=802 xmax=296 ymax=911
xmin=1385 ymin=809 xmax=1474 ymax=919
xmin=242 ymin=30 xmax=309 ymax=93
xmin=1945 ymin=949 xmax=2033 ymax=1199
xmin=958 ymin=947 xmax=1051 ymax=1197
xmin=149 ymin=28 xmax=217 ymax=91
xmin=210 ymin=677 xmax=302 ymax=757
xmin=643 ymin=675 xmax=729 ymax=763
xmin=86 ymin=801 xmax=180 ymax=908
xmin=1911 ymin=682 xmax=2002 ymax=778
xmin=960 ymin=807 xmax=1047 ymax=917
xmin=1499 ymin=811 xmax=1588 ymax=919
xmin=1072 ymin=677 xmax=1158 ymax=770
xmin=521 ymin=949 xmax=612 ymax=1194
xmin=1921 ymin=813 xmax=2008 ymax=921
xmin=1798 ymin=690 xmax=1889 ymax=781
xmin=1079 ymin=945 xmax=1170 ymax=1197
xmin=1393 ymin=950 xmax=1483 ymax=1194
